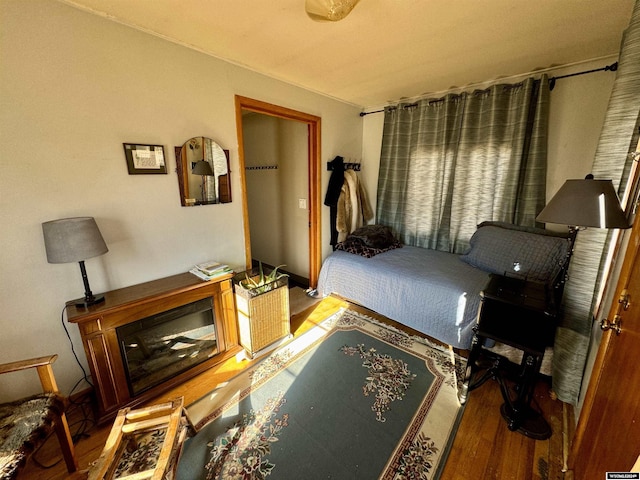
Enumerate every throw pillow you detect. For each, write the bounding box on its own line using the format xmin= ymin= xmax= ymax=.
xmin=348 ymin=224 xmax=398 ymax=249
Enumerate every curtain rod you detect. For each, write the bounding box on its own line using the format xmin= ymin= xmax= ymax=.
xmin=548 ymin=62 xmax=617 ymax=90
xmin=359 ymin=61 xmax=619 ymax=117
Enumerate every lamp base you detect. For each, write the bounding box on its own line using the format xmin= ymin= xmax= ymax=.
xmin=73 ymin=294 xmax=105 ymax=308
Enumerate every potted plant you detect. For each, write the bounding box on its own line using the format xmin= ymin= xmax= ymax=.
xmin=238 ymin=263 xmax=288 ymax=295
xmin=233 ymin=263 xmax=291 ymax=357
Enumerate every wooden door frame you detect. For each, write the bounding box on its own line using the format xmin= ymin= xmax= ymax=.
xmin=234 ymin=95 xmax=322 ymax=288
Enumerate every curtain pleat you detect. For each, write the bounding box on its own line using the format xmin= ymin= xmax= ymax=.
xmin=377 ymin=76 xmax=549 ymax=254
xmin=552 ymin=0 xmax=640 ymax=405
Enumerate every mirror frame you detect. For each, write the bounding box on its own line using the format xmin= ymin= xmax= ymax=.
xmin=175 ymin=139 xmax=232 ymax=206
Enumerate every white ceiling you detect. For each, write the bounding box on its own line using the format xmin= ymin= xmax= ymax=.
xmin=58 ymin=0 xmax=635 ymax=108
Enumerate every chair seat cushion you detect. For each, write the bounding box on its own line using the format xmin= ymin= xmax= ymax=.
xmin=0 ymin=393 xmax=64 ymax=480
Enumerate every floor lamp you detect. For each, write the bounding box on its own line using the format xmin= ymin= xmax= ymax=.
xmin=536 ymin=175 xmax=629 ymax=232
xmin=536 ymin=175 xmax=630 ymax=329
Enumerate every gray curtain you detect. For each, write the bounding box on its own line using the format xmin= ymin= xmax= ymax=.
xmin=553 ymin=0 xmax=640 ymax=405
xmin=377 ymin=76 xmax=549 ymax=253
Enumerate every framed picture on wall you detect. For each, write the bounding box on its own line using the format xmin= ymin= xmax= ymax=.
xmin=123 ymin=143 xmax=167 ymax=174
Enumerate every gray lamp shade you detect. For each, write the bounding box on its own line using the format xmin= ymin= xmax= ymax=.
xmin=536 ymin=178 xmax=629 ymax=229
xmin=42 ymin=217 xmax=109 ymax=264
xmin=192 ymin=160 xmax=213 ymax=176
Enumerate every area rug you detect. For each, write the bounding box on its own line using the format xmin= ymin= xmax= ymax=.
xmin=177 ymin=307 xmax=464 ymax=480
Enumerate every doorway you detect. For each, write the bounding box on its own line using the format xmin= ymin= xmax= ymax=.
xmin=234 ymin=96 xmax=322 ymax=289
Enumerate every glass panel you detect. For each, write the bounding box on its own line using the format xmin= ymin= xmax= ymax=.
xmin=117 ymin=297 xmax=218 ymax=396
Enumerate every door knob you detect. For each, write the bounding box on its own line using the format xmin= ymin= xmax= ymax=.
xmin=618 ymin=289 xmax=631 ymax=311
xmin=600 ymin=315 xmax=622 ymax=335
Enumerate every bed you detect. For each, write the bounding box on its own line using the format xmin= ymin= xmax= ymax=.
xmin=317 ymin=222 xmax=572 ymax=350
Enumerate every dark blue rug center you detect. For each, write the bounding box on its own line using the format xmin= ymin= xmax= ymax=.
xmin=177 ymin=327 xmax=436 ymax=479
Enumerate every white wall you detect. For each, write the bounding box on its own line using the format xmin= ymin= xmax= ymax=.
xmin=361 ymin=58 xmax=617 ymax=217
xmin=243 ymin=114 xmax=284 ymax=266
xmin=546 ymin=59 xmax=618 ymax=206
xmin=279 ymin=120 xmax=311 ymax=277
xmin=0 ymin=0 xmax=362 ymax=400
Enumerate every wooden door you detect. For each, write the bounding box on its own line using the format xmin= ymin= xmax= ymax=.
xmin=568 ymin=211 xmax=640 ymax=478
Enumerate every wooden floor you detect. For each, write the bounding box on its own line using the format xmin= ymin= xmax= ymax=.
xmin=22 ymin=295 xmax=568 ymax=480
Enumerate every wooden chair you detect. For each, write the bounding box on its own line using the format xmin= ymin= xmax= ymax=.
xmin=88 ymin=397 xmax=187 ymax=480
xmin=0 ymin=354 xmax=78 ymax=479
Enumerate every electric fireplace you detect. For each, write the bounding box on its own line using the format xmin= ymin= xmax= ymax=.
xmin=117 ymin=297 xmax=218 ymax=396
xmin=66 ymin=272 xmax=242 ymax=424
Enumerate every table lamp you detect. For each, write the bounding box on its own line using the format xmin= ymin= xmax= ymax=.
xmin=192 ymin=160 xmax=213 ymax=203
xmin=42 ymin=217 xmax=109 ymax=307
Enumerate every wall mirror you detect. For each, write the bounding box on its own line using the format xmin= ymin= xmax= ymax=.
xmin=176 ymin=137 xmax=231 ymax=206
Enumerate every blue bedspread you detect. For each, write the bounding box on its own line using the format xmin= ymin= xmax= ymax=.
xmin=317 ymin=245 xmax=491 ymax=349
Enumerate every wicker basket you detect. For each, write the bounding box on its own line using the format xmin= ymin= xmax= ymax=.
xmin=233 ymin=269 xmax=291 ymax=357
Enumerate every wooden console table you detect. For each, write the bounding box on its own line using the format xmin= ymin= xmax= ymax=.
xmin=66 ymin=272 xmax=240 ymax=424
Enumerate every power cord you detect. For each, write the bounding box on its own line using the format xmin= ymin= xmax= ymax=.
xmin=60 ymin=304 xmax=96 ymax=443
xmin=30 ymin=306 xmax=99 ymax=469
xmin=60 ymin=304 xmax=93 ymax=390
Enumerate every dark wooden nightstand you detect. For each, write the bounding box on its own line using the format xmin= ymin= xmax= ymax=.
xmin=459 ymin=274 xmax=558 ymax=440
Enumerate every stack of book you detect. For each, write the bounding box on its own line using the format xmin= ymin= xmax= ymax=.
xmin=189 ymin=261 xmax=233 ymax=281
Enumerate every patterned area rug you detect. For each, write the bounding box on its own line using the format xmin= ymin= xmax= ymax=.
xmin=178 ymin=308 xmax=464 ymax=479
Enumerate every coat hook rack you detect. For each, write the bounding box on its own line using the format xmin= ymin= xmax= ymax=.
xmin=327 ymin=161 xmax=361 ymax=171
xmin=246 ymin=165 xmax=278 ymax=170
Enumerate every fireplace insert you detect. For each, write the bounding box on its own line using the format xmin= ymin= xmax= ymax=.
xmin=117 ymin=297 xmax=218 ymax=396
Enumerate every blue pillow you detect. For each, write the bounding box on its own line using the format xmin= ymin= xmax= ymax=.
xmin=460 ymin=222 xmax=570 ymax=283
